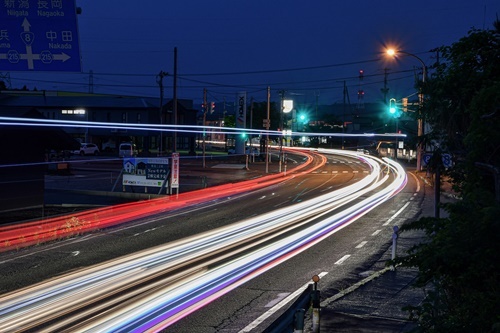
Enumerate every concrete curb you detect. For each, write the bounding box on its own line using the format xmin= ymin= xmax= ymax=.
xmin=321 ymin=266 xmax=392 ymax=307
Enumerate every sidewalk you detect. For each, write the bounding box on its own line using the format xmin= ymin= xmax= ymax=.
xmin=314 ymin=229 xmax=426 ymax=332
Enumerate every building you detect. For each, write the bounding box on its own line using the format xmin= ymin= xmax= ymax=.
xmin=0 ymin=90 xmax=198 ymax=215
xmin=0 ymin=90 xmax=198 ymax=155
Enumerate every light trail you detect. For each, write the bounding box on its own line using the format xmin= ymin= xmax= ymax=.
xmin=0 ymin=149 xmax=407 ymax=332
xmin=0 ymin=116 xmax=407 ymax=138
xmin=0 ymin=149 xmax=315 ymax=252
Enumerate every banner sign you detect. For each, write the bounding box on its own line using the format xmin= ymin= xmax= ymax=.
xmin=171 ymin=153 xmax=179 ymax=189
xmin=123 ymin=158 xmax=169 ymax=187
xmin=236 ymin=91 xmax=246 ymax=129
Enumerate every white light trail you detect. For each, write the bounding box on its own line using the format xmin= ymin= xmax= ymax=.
xmin=0 ymin=116 xmax=407 ymax=138
xmin=0 ymin=150 xmax=407 ymax=332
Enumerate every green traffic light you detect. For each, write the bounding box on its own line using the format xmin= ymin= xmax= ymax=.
xmin=389 ymin=98 xmax=397 ymax=114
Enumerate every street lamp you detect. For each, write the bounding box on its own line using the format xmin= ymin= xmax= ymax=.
xmin=386 ymin=49 xmax=427 ymax=171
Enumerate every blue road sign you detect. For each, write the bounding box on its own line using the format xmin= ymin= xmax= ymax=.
xmin=0 ymin=0 xmax=81 ymax=72
xmin=422 ymin=153 xmax=432 ymax=166
xmin=422 ymin=152 xmax=453 ymax=168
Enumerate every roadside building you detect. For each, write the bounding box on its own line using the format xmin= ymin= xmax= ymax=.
xmin=0 ymin=90 xmax=198 ymax=216
xmin=0 ymin=90 xmax=197 ymax=155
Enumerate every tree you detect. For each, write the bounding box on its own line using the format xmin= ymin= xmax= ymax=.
xmin=394 ymin=23 xmax=500 ymax=333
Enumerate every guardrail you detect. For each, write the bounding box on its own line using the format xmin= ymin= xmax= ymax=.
xmin=263 ymin=275 xmax=321 ymax=333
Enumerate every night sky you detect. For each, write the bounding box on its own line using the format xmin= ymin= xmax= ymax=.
xmin=4 ymin=0 xmax=500 ymax=106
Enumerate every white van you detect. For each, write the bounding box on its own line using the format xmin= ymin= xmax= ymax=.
xmin=118 ymin=143 xmax=136 ymax=157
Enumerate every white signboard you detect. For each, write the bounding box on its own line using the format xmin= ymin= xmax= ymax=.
xmin=123 ymin=158 xmax=169 ymax=187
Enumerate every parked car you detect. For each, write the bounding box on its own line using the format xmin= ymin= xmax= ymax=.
xmin=118 ymin=143 xmax=137 ymax=157
xmin=72 ymin=143 xmax=99 ymax=156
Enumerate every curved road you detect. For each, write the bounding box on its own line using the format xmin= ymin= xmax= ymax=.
xmin=0 ymin=149 xmax=415 ymax=332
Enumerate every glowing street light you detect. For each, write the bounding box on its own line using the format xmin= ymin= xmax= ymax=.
xmin=386 ymin=48 xmax=427 ymax=171
xmin=385 ymin=49 xmax=426 ymax=83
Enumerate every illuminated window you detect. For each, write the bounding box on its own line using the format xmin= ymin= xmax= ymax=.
xmin=61 ymin=109 xmax=86 ymax=115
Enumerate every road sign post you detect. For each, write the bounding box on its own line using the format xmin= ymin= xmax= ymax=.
xmin=0 ymin=0 xmax=81 ymax=72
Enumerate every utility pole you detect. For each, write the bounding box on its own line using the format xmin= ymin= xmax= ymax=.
xmin=342 ymin=81 xmax=346 ymax=150
xmin=88 ymin=70 xmax=94 ymax=94
xmin=156 ymin=70 xmax=168 ymax=156
xmin=381 ymin=68 xmax=390 ymax=105
xmin=266 ymin=87 xmax=270 ymax=173
xmin=202 ymin=88 xmax=208 ymax=168
xmin=249 ymin=97 xmax=254 ymax=161
xmin=278 ymin=90 xmax=285 ymax=172
xmin=172 ymin=47 xmax=178 ymax=152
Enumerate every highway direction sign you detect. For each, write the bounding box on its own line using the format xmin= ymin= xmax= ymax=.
xmin=0 ymin=0 xmax=81 ymax=72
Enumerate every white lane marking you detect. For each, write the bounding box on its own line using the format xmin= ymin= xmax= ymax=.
xmin=409 ymin=171 xmax=421 ymax=192
xmin=239 ymin=272 xmax=328 ymax=333
xmin=355 ymin=241 xmax=368 ymax=249
xmin=335 ymin=254 xmax=351 ymax=265
xmin=371 ymin=230 xmax=382 ymax=236
xmin=71 ymin=251 xmax=80 ymax=256
xmin=264 ymin=293 xmax=289 ymax=307
xmin=332 ymin=171 xmax=338 ymax=174
xmin=382 ymin=202 xmax=411 ymax=226
xmin=342 ymin=171 xmax=348 ymax=174
xmin=353 ymin=171 xmax=359 ymax=174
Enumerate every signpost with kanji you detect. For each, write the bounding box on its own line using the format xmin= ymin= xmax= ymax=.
xmin=0 ymin=0 xmax=81 ymax=72
xmin=170 ymin=153 xmax=180 ymax=194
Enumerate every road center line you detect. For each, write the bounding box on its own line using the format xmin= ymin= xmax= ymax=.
xmin=371 ymin=229 xmax=381 ymax=236
xmin=238 ymin=272 xmax=328 ymax=333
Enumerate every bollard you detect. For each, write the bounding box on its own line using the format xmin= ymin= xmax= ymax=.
xmin=294 ymin=308 xmax=305 ymax=333
xmin=391 ymin=225 xmax=399 ymax=270
xmin=311 ymin=274 xmax=321 ymax=333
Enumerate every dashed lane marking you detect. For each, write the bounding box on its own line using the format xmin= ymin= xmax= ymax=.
xmin=335 ymin=254 xmax=351 ymax=265
xmin=355 ymin=241 xmax=368 ymax=249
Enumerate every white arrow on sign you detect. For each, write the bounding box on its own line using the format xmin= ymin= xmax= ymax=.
xmin=0 ymin=18 xmax=71 ymax=69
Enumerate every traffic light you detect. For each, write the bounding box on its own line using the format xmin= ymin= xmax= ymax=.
xmin=389 ymin=98 xmax=396 ymax=114
xmin=210 ymin=102 xmax=215 ymax=113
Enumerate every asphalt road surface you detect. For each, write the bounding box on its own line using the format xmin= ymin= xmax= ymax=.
xmin=0 ymin=150 xmax=421 ymax=332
